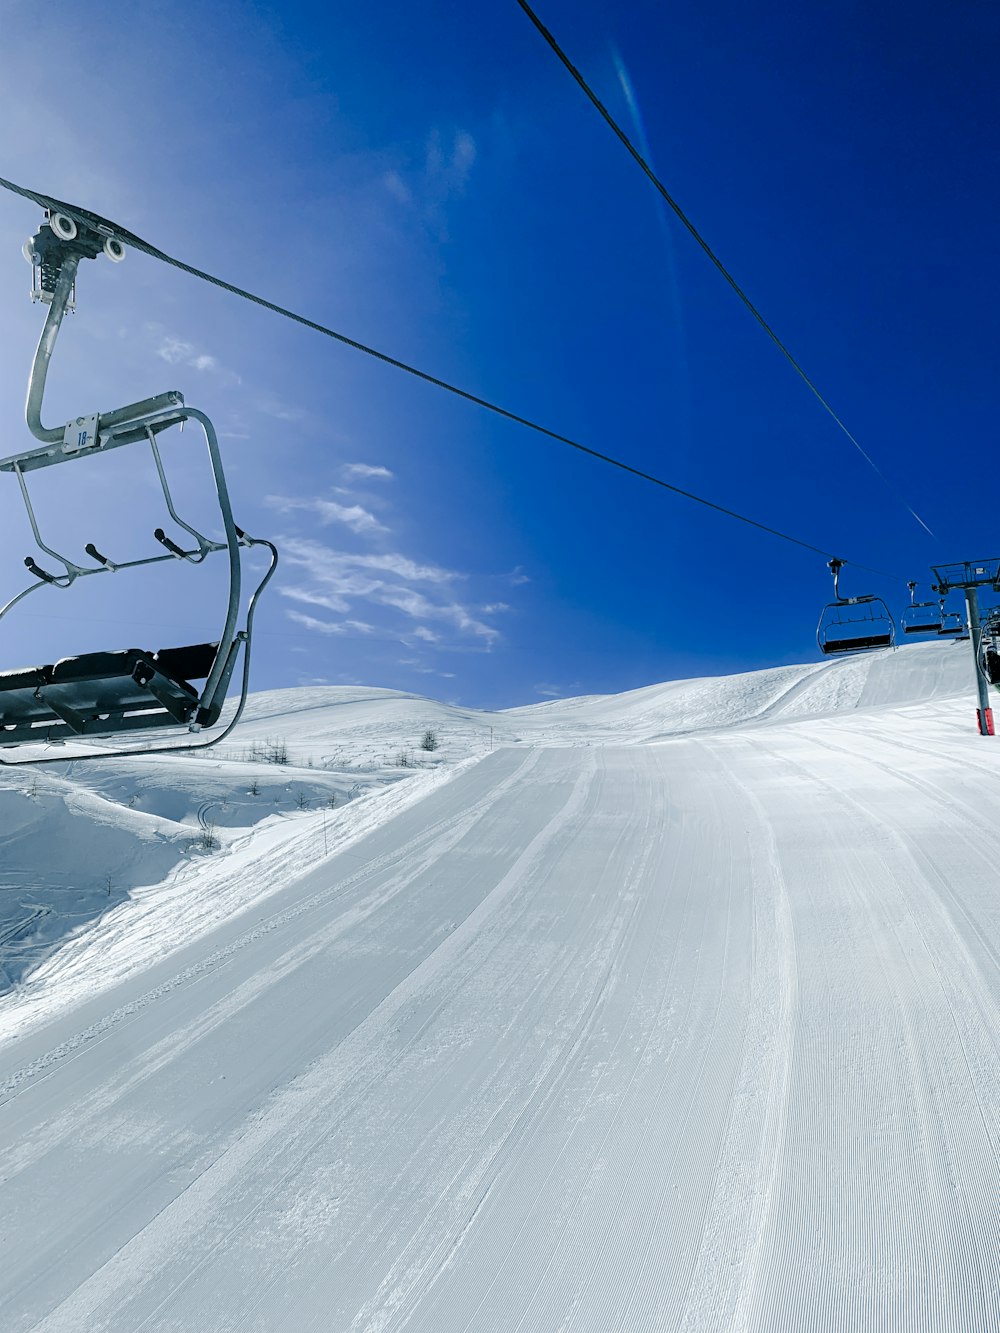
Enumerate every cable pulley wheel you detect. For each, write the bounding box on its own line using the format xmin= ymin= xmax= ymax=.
xmin=49 ymin=212 xmax=78 ymax=241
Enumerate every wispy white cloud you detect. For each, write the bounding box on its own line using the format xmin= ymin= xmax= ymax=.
xmin=266 ymin=496 xmax=388 ymax=536
xmin=397 ymin=659 xmax=455 ymax=680
xmin=383 ymin=170 xmax=412 ymax=205
xmin=280 ymin=538 xmax=500 ymax=647
xmin=378 ymin=586 xmax=498 ymax=642
xmin=153 ymin=334 xmax=241 ymax=386
xmin=156 ymin=336 xmax=195 ymax=365
xmin=252 ymin=393 xmax=305 ymax=423
xmin=342 ymin=462 xmax=394 ymax=481
xmin=287 ymin=610 xmax=376 ymax=636
xmin=534 ymin=684 xmax=563 ymax=698
xmin=280 ymin=540 xmax=455 ymax=585
xmin=281 ymin=587 xmax=351 ymax=614
xmin=425 ymin=128 xmax=476 ymax=196
xmin=383 ymin=128 xmax=478 ymax=240
xmin=348 ymin=552 xmax=454 ymax=583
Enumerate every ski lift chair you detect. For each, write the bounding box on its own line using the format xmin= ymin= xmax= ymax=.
xmin=0 ymin=209 xmax=277 ymax=763
xmin=978 ymin=609 xmax=1000 ymax=686
xmin=901 ymin=582 xmax=943 ymax=635
xmin=937 ymin=610 xmax=967 ymax=638
xmin=816 ymin=558 xmax=895 ymax=655
xmin=982 ymin=644 xmax=1000 ymax=687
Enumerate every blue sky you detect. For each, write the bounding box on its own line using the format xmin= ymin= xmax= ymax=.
xmin=0 ymin=0 xmax=996 ymax=707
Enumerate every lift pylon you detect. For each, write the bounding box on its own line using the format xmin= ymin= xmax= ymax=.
xmin=930 ymin=560 xmax=1000 ymax=735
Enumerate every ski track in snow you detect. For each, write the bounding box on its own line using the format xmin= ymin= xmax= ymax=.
xmin=1 ymin=640 xmax=1000 ymax=1329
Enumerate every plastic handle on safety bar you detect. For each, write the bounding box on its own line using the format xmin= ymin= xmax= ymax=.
xmin=85 ymin=541 xmax=115 ymax=568
xmin=24 ymin=556 xmax=58 ymax=583
xmin=153 ymin=527 xmax=187 ymax=558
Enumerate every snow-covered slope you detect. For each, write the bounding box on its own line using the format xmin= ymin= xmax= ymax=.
xmin=0 ymin=640 xmax=977 ymax=995
xmin=1 ymin=638 xmax=997 ymax=1331
xmin=504 ymin=635 xmax=974 ymax=741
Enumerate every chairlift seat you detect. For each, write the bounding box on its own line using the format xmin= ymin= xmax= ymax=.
xmin=0 ymin=642 xmax=221 ymax=746
xmin=0 ymin=665 xmax=53 ymax=730
xmin=0 ymin=665 xmax=48 ymax=691
xmin=821 ymin=633 xmax=893 ymax=655
xmin=904 ymin=622 xmax=943 ymax=635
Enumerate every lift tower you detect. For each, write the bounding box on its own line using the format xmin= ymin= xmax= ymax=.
xmin=930 ymin=560 xmax=999 ymax=736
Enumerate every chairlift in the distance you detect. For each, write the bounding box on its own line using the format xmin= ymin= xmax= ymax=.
xmin=937 ymin=608 xmax=967 ymax=638
xmin=978 ymin=608 xmax=1000 ymax=686
xmin=901 ymin=582 xmax=943 ymax=635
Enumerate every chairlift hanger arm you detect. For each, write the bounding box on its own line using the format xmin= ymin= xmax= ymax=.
xmin=25 ymin=258 xmax=78 ymax=444
xmin=826 ymin=557 xmax=878 ymax=606
xmin=828 ymin=557 xmax=844 ymax=600
xmin=22 ymin=217 xmax=182 ymax=449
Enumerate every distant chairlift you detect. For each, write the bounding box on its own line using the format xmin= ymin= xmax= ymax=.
xmin=938 ymin=609 xmax=967 ymax=638
xmin=901 ymin=582 xmax=944 ymax=635
xmin=816 ymin=558 xmax=895 ymax=655
xmin=0 ymin=208 xmax=277 ymax=762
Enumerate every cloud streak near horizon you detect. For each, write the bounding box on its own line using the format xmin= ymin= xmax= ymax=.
xmin=270 ymin=459 xmax=508 ymax=653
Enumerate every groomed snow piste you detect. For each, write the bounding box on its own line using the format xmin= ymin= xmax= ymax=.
xmin=1 ymin=637 xmax=999 ymax=1330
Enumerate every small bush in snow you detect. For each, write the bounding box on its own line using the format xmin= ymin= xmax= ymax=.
xmin=421 ymin=730 xmax=439 ymax=752
xmin=197 ymin=822 xmax=220 ymax=852
xmin=249 ymin=737 xmax=289 ymax=765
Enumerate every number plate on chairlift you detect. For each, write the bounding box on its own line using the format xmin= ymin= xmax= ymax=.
xmin=62 ymin=413 xmax=100 ymax=454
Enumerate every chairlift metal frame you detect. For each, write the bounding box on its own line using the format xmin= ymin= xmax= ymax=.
xmin=816 ymin=558 xmax=895 ymax=655
xmin=0 ymin=211 xmax=277 ymax=763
